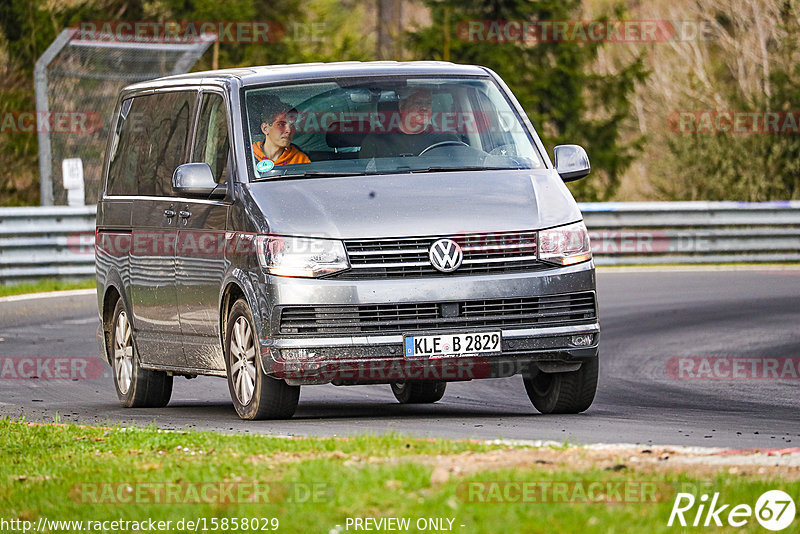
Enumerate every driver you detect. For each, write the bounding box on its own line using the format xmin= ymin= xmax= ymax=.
xmin=359 ymin=87 xmax=461 ymax=159
xmin=252 ymin=96 xmax=310 ymax=169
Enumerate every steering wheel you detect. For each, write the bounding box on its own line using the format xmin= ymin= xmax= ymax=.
xmin=418 ymin=140 xmax=469 ymax=156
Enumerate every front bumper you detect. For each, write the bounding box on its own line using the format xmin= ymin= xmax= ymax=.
xmin=254 ymin=261 xmax=599 ymax=384
xmin=262 ymin=322 xmax=599 ymax=385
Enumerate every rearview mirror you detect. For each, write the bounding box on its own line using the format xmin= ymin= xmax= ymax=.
xmin=173 ymin=163 xmax=226 ymax=198
xmin=553 ymin=145 xmax=591 ymax=182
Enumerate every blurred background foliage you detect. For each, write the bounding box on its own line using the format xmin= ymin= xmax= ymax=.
xmin=1 ymin=0 xmax=799 ymax=204
xmin=408 ymin=0 xmax=648 ymax=200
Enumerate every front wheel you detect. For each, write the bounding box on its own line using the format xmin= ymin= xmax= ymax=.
xmin=225 ymin=299 xmax=299 ymax=420
xmin=110 ymin=299 xmax=172 ymax=408
xmin=391 ymin=381 xmax=446 ymax=404
xmin=523 ymin=358 xmax=598 ymax=414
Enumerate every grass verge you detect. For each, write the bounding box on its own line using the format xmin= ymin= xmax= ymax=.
xmin=0 ymin=420 xmax=797 ymax=533
xmin=0 ymin=279 xmax=95 ymax=298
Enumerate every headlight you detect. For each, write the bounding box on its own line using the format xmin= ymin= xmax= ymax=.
xmin=537 ymin=221 xmax=592 ymax=266
xmin=255 ymin=235 xmax=350 ymax=277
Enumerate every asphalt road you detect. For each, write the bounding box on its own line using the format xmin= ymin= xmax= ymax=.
xmin=1 ymin=269 xmax=798 ymax=449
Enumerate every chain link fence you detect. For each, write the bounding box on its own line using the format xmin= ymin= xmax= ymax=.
xmin=35 ymin=29 xmax=213 ymax=205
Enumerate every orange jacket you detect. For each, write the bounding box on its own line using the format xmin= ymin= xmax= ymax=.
xmin=252 ymin=141 xmax=310 ymax=166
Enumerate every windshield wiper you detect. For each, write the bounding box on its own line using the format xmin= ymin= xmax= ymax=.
xmin=253 ymin=166 xmax=526 ymax=181
xmin=254 ymin=170 xmax=372 ymax=181
xmin=409 ymin=165 xmax=525 ymax=173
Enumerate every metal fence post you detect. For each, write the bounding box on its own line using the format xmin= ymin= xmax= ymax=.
xmin=32 ymin=28 xmax=213 ymax=206
xmin=34 ymin=29 xmax=76 ymax=206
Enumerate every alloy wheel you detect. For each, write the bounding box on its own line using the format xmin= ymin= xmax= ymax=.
xmin=114 ymin=311 xmax=134 ymax=395
xmin=230 ymin=316 xmax=257 ymax=405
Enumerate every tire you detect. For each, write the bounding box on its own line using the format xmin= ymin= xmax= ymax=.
xmin=110 ymin=299 xmax=173 ymax=408
xmin=523 ymin=358 xmax=598 ymax=414
xmin=391 ymin=381 xmax=447 ymax=404
xmin=225 ymin=299 xmax=299 ymax=420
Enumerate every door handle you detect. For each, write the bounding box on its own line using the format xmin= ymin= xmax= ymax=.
xmin=179 ymin=210 xmax=191 ymax=218
xmin=164 ymin=209 xmax=176 ymax=217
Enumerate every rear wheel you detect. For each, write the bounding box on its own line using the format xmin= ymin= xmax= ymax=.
xmin=110 ymin=299 xmax=172 ymax=408
xmin=391 ymin=381 xmax=447 ymax=404
xmin=225 ymin=299 xmax=299 ymax=420
xmin=523 ymin=358 xmax=598 ymax=414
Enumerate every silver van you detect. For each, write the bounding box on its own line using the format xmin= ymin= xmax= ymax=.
xmin=95 ymin=61 xmax=599 ymax=420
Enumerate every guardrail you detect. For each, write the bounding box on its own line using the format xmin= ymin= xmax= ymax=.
xmin=0 ymin=202 xmax=798 ymax=283
xmin=0 ymin=206 xmax=96 ymax=282
xmin=581 ymin=201 xmax=800 ymax=265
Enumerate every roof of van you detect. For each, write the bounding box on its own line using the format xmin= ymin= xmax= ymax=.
xmin=121 ymin=61 xmax=492 ymax=92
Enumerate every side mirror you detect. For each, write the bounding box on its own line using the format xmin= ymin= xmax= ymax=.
xmin=173 ymin=163 xmax=226 ymax=199
xmin=553 ymin=145 xmax=591 ymax=182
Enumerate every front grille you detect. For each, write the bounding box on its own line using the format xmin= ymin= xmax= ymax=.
xmin=338 ymin=231 xmax=548 ymax=279
xmin=279 ymin=291 xmax=597 ymax=335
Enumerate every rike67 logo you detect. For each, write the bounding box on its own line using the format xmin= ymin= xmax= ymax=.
xmin=669 ymin=490 xmax=796 ymax=531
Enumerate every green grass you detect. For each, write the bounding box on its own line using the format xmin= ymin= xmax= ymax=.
xmin=0 ymin=279 xmax=95 ymax=298
xmin=0 ymin=420 xmax=796 ymax=533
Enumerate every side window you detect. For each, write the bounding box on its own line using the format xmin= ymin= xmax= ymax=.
xmin=106 ymin=99 xmax=136 ymax=196
xmin=107 ymin=91 xmax=193 ymax=197
xmin=145 ymin=91 xmax=194 ymax=196
xmin=469 ymin=89 xmax=514 ymax=153
xmin=192 ymin=93 xmax=230 ymax=184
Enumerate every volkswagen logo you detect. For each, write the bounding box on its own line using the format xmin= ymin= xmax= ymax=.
xmin=429 ymin=239 xmax=463 ymax=273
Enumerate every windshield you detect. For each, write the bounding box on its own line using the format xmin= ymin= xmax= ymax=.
xmin=243 ymin=76 xmax=544 ymax=180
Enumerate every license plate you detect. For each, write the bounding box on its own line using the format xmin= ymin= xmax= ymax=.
xmin=403 ymin=332 xmax=502 ymax=357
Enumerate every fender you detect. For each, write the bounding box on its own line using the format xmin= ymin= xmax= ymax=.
xmin=98 ymin=269 xmax=134 ymax=366
xmin=218 ymin=268 xmax=276 ymax=374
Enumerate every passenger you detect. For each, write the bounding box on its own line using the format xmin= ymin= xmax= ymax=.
xmin=359 ymin=88 xmax=460 ymax=159
xmin=252 ymin=96 xmax=310 ymax=169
